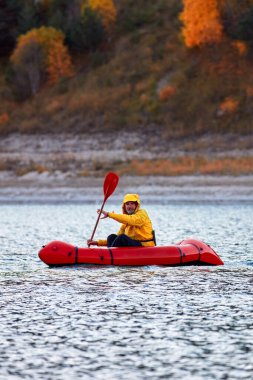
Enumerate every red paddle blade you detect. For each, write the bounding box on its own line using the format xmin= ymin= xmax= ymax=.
xmin=103 ymin=172 xmax=119 ymax=201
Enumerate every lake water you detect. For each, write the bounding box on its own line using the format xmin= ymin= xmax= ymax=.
xmin=0 ymin=203 xmax=252 ymax=380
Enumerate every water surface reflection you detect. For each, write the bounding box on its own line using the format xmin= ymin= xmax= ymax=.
xmin=0 ymin=204 xmax=252 ymax=379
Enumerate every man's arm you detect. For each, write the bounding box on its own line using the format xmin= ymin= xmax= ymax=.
xmin=108 ymin=210 xmax=146 ymax=226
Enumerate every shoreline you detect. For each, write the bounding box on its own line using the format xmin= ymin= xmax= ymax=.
xmin=0 ymin=132 xmax=252 ymax=203
xmin=0 ymin=173 xmax=252 ymax=204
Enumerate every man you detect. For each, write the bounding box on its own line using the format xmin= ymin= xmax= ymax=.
xmin=87 ymin=194 xmax=155 ymax=248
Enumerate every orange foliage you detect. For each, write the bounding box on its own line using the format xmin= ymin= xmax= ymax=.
xmin=0 ymin=113 xmax=10 ymax=126
xmin=39 ymin=0 xmax=52 ymax=10
xmin=246 ymin=86 xmax=253 ymax=97
xmin=118 ymin=157 xmax=253 ymax=176
xmin=11 ymin=27 xmax=65 ymax=65
xmin=159 ymin=85 xmax=176 ymax=101
xmin=198 ymin=158 xmax=253 ymax=175
xmin=11 ymin=27 xmax=74 ymax=89
xmin=220 ymin=97 xmax=239 ymax=114
xmin=180 ymin=0 xmax=223 ymax=48
xmin=83 ymin=0 xmax=117 ymax=29
xmin=126 ymin=158 xmax=196 ymax=176
xmin=47 ymin=40 xmax=74 ymax=84
xmin=139 ymin=94 xmax=149 ymax=104
xmin=45 ymin=99 xmax=63 ymax=115
xmin=232 ymin=40 xmax=248 ymax=56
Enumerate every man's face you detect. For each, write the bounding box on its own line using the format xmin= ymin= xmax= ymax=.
xmin=125 ymin=201 xmax=137 ymax=215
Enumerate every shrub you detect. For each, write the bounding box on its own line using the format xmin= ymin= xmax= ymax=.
xmin=246 ymin=85 xmax=253 ymax=97
xmin=232 ymin=40 xmax=248 ymax=56
xmin=0 ymin=112 xmax=9 ymax=124
xmin=159 ymin=85 xmax=176 ymax=101
xmin=219 ymin=97 xmax=239 ymax=114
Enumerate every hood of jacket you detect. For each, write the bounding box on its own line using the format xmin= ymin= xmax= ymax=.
xmin=122 ymin=193 xmax=140 ymax=214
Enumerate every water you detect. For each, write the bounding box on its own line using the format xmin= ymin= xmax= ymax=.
xmin=0 ymin=203 xmax=252 ymax=380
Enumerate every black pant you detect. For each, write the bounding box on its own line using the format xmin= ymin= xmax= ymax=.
xmin=107 ymin=234 xmax=142 ymax=248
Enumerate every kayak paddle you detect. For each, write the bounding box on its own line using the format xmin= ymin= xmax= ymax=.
xmin=88 ymin=172 xmax=119 ymax=245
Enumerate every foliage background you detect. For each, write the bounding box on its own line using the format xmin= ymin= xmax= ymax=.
xmin=0 ymin=0 xmax=253 ymax=140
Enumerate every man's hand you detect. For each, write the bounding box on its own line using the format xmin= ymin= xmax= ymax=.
xmin=87 ymin=239 xmax=98 ymax=246
xmin=97 ymin=209 xmax=109 ymax=219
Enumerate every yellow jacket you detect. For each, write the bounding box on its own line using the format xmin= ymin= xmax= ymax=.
xmin=97 ymin=194 xmax=155 ymax=247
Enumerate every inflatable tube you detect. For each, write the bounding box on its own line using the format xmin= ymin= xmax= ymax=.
xmin=38 ymin=239 xmax=224 ymax=267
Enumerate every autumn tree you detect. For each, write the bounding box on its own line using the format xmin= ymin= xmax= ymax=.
xmin=180 ymin=0 xmax=223 ymax=48
xmin=10 ymin=27 xmax=74 ymax=98
xmin=82 ymin=0 xmax=117 ymax=30
xmin=47 ymin=40 xmax=74 ymax=83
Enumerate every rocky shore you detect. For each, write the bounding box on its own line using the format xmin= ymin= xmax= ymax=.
xmin=0 ymin=133 xmax=252 ymax=203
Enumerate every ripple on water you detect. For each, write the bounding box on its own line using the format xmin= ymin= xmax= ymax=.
xmin=0 ymin=203 xmax=252 ymax=379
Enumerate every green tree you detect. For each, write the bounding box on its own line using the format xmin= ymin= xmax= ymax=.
xmin=17 ymin=1 xmax=38 ymax=35
xmin=66 ymin=7 xmax=104 ymax=52
xmin=47 ymin=8 xmax=66 ymax=31
xmin=0 ymin=0 xmax=22 ymax=56
xmin=238 ymin=8 xmax=253 ymax=41
xmin=47 ymin=0 xmax=81 ymax=28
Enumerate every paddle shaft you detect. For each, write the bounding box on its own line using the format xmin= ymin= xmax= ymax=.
xmin=89 ymin=189 xmax=109 ymax=243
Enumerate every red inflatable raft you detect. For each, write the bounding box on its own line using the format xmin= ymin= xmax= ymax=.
xmin=38 ymin=239 xmax=223 ymax=267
